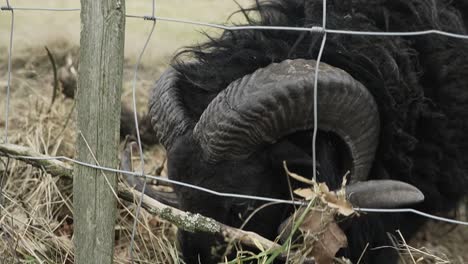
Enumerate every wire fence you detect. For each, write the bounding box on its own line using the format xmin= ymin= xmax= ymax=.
xmin=1 ymin=0 xmax=468 ymax=261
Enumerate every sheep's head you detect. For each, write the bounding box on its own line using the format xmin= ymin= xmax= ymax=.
xmin=148 ymin=59 xmax=424 ymax=259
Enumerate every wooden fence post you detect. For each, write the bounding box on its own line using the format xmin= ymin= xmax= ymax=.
xmin=74 ymin=1 xmax=125 ymax=263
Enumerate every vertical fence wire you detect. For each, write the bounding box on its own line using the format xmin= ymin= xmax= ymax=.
xmin=128 ymin=1 xmax=157 ymax=262
xmin=311 ymin=0 xmax=327 ymax=182
xmin=2 ymin=1 xmax=14 ymax=144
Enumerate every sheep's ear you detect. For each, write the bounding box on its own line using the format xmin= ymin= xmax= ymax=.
xmin=344 ymin=180 xmax=424 ymax=208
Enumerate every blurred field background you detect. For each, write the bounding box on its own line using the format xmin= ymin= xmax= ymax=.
xmin=0 ymin=0 xmax=250 ymax=65
xmin=0 ymin=0 xmax=251 ymax=123
xmin=0 ymin=0 xmax=466 ymax=263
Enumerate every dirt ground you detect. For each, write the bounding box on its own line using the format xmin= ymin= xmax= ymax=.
xmin=0 ymin=0 xmax=467 ymax=263
xmin=407 ymin=219 xmax=468 ymax=263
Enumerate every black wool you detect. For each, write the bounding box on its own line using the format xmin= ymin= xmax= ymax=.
xmin=166 ymin=0 xmax=468 ymax=263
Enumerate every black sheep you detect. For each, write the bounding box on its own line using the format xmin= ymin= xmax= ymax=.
xmin=148 ymin=0 xmax=468 ymax=263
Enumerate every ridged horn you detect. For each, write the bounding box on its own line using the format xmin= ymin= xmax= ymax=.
xmin=193 ymin=59 xmax=380 ymax=182
xmin=148 ymin=67 xmax=192 ymax=149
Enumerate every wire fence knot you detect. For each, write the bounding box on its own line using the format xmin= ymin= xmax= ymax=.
xmin=310 ymin=26 xmax=326 ymax=34
xmin=1 ymin=6 xmax=13 ymax=11
xmin=143 ymin=15 xmax=156 ymax=21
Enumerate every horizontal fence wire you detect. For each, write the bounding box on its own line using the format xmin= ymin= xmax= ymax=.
xmin=1 ymin=6 xmax=468 ymax=39
xmin=4 ymin=154 xmax=468 ymax=226
xmin=0 ymin=6 xmax=80 ymax=11
xmin=1 ymin=0 xmax=467 ymax=240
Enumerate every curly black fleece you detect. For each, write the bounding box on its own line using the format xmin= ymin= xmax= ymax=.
xmin=171 ymin=0 xmax=468 ymax=262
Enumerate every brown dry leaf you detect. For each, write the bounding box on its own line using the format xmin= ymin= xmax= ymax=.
xmin=321 ymin=192 xmax=354 ymax=217
xmin=294 ymin=188 xmax=317 ymax=200
xmin=311 ymin=222 xmax=348 ymax=264
xmin=318 ymin=182 xmax=354 ymax=217
xmin=298 ymin=210 xmax=348 ymax=264
xmin=298 ymin=210 xmax=332 ymax=234
xmin=285 ymin=165 xmax=354 ymax=216
xmin=284 ymin=166 xmax=353 ymax=262
xmin=318 ymin=182 xmax=330 ymax=193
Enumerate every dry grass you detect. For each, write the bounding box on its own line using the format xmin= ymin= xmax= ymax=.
xmin=399 ymin=219 xmax=468 ymax=264
xmin=0 ymin=1 xmax=249 ymax=262
xmin=0 ymin=46 xmax=176 ymax=263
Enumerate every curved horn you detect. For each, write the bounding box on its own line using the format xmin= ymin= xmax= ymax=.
xmin=193 ymin=59 xmax=379 ymax=182
xmin=148 ymin=67 xmax=193 ymax=149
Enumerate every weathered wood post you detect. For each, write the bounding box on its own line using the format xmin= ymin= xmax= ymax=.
xmin=74 ymin=0 xmax=125 ymax=263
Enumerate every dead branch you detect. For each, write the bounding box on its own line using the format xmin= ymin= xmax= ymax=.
xmin=0 ymin=143 xmax=73 ymax=178
xmin=119 ymin=187 xmax=282 ymax=246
